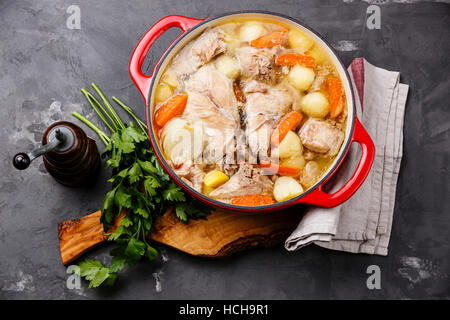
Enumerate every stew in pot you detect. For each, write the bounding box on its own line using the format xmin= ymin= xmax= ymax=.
xmin=152 ymin=18 xmax=347 ymax=206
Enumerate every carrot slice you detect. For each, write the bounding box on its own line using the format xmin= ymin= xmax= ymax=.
xmin=250 ymin=29 xmax=288 ymax=47
xmin=231 ymin=194 xmax=274 ymax=206
xmin=154 ymin=92 xmax=188 ymax=127
xmin=260 ymin=161 xmax=301 ymax=176
xmin=326 ymin=78 xmax=344 ymax=118
xmin=270 ymin=111 xmax=303 ymax=147
xmin=276 ymin=53 xmax=316 ymax=67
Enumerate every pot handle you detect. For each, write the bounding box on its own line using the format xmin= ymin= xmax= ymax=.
xmin=129 ymin=15 xmax=205 ymax=103
xmin=297 ymin=117 xmax=375 ymax=208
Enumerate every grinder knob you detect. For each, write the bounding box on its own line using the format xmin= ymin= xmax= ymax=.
xmin=13 ymin=127 xmax=70 ymax=170
xmin=12 ymin=121 xmax=100 ymax=187
xmin=13 ymin=153 xmax=31 ymax=170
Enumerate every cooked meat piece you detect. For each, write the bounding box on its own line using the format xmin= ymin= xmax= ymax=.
xmin=309 ymin=65 xmax=330 ymax=92
xmin=189 ymin=165 xmax=205 ymax=192
xmin=299 ymin=118 xmax=344 ymax=156
xmin=209 ymin=163 xmax=273 ymax=199
xmin=242 ymin=80 xmax=269 ymax=94
xmin=247 ymin=123 xmax=271 ymax=163
xmin=326 ymin=118 xmax=345 ymax=132
xmin=233 ymin=81 xmax=246 ymax=103
xmin=285 ymin=82 xmax=302 ymax=112
xmin=245 ymin=85 xmax=295 ymax=160
xmin=235 ymin=129 xmax=248 ymax=163
xmin=170 ymin=28 xmax=226 ymax=76
xmin=236 ymin=46 xmax=277 ymax=81
xmin=223 ymin=163 xmax=239 ymax=176
xmin=186 ymin=64 xmax=238 ymax=120
xmin=181 ymin=177 xmax=194 ymax=188
xmin=303 ymin=150 xmax=317 ymax=161
xmin=174 ymin=163 xmax=205 ymax=192
xmin=182 ymin=91 xmax=237 ymax=164
xmin=191 ymin=28 xmax=226 ymax=64
xmin=335 ymin=105 xmax=348 ymax=125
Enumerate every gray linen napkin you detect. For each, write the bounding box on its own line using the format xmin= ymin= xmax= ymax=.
xmin=285 ymin=58 xmax=408 ymax=255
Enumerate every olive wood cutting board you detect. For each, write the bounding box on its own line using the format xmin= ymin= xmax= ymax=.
xmin=58 ymin=206 xmax=304 ymax=265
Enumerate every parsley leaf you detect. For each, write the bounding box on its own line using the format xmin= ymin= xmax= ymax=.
xmin=163 ymin=182 xmax=186 ymax=202
xmin=138 ymin=160 xmax=157 ymax=174
xmin=113 ymin=130 xmax=135 ymax=154
xmin=114 ymin=186 xmax=132 ymax=212
xmin=145 ymin=244 xmax=158 ymax=261
xmin=143 ymin=175 xmax=160 ymax=196
xmin=110 ymin=256 xmax=126 ymax=273
xmin=125 ymin=238 xmax=146 ymax=266
xmin=127 ymin=162 xmax=142 ymax=184
xmin=175 ymin=205 xmax=188 ymax=224
xmin=151 ymin=155 xmax=170 ymax=182
xmin=75 ymin=259 xmax=117 ymax=288
xmin=100 ymin=188 xmax=116 ymax=230
xmin=175 ymin=199 xmax=211 ymax=224
xmin=120 ymin=216 xmax=133 ymax=227
xmin=122 ymin=124 xmax=147 ymax=143
xmin=74 ymin=88 xmax=212 ymax=289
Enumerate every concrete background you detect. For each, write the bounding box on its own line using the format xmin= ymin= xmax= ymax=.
xmin=0 ymin=0 xmax=449 ymax=299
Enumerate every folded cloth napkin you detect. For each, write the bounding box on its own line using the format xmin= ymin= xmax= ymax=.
xmin=285 ymin=58 xmax=409 ymax=256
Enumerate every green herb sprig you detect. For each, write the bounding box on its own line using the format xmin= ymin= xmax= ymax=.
xmin=72 ymin=83 xmax=210 ymax=288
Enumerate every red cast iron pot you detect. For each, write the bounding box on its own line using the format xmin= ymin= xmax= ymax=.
xmin=129 ymin=11 xmax=375 ymax=213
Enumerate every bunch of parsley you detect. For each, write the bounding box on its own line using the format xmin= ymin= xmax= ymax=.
xmin=72 ymin=83 xmax=210 ymax=288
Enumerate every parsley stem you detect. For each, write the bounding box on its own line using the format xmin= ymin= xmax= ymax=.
xmin=72 ymin=111 xmax=110 ymax=145
xmin=91 ymin=83 xmax=125 ymax=130
xmin=111 ymin=96 xmax=147 ymax=128
xmin=141 ymin=222 xmax=149 ymax=245
xmin=134 ymin=220 xmax=141 ymax=238
xmin=81 ymin=89 xmax=116 ymax=133
xmin=112 ymin=96 xmax=149 ymax=139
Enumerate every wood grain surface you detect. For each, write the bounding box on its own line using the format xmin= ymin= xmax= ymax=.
xmin=58 ymin=207 xmax=304 ymax=265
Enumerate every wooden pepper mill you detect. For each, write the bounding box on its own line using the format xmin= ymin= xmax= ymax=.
xmin=13 ymin=121 xmax=100 ymax=187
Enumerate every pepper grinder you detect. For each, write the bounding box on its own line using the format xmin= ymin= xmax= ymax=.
xmin=13 ymin=121 xmax=100 ymax=187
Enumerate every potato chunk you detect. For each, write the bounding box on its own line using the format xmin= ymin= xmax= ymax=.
xmin=202 ymin=184 xmax=215 ymax=196
xmin=301 ymin=92 xmax=329 ymax=118
xmin=274 ymin=131 xmax=303 ymax=159
xmin=215 ymin=55 xmax=240 ymax=79
xmin=203 ymin=170 xmax=230 ymax=188
xmin=306 ymin=45 xmax=328 ymax=64
xmin=161 ymin=69 xmax=180 ymax=88
xmin=287 ymin=65 xmax=315 ymax=91
xmin=280 ymin=155 xmax=305 ymax=172
xmin=239 ymin=22 xmax=266 ymax=43
xmin=288 ymin=29 xmax=314 ymax=52
xmin=155 ymin=84 xmax=173 ymax=103
xmin=223 ymin=33 xmax=240 ymax=49
xmin=273 ymin=176 xmax=304 ymax=202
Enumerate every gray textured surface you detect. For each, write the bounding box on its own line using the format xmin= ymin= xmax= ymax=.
xmin=1 ymin=0 xmax=449 ymax=300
